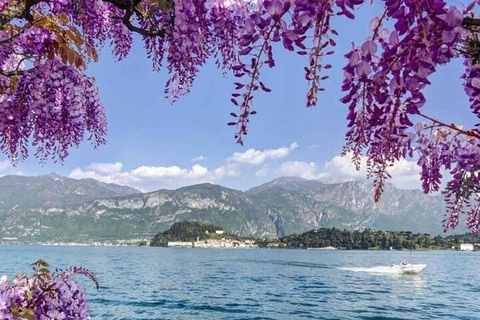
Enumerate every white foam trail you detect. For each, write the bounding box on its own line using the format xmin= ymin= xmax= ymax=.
xmin=338 ymin=264 xmax=426 ymax=274
xmin=338 ymin=266 xmax=399 ymax=274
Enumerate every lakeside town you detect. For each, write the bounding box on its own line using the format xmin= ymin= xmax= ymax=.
xmin=0 ymin=236 xmax=150 ymax=247
xmin=166 ymin=229 xmax=258 ymax=248
xmin=2 ymin=222 xmax=480 ymax=251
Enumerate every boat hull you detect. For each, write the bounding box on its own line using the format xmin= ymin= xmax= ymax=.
xmin=391 ymin=264 xmax=427 ymax=274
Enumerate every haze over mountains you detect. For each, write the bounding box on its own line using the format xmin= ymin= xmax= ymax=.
xmin=0 ymin=174 xmax=462 ymax=243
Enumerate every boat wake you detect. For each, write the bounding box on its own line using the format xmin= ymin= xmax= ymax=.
xmin=339 ymin=264 xmax=426 ymax=275
xmin=339 ymin=266 xmax=396 ymax=274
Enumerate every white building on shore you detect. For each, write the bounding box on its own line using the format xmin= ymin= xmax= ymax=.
xmin=459 ymin=243 xmax=474 ymax=251
xmin=167 ymin=241 xmax=193 ymax=247
xmin=166 ymin=238 xmax=257 ymax=248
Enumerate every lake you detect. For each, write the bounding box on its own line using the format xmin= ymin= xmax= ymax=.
xmin=0 ymin=246 xmax=478 ymax=319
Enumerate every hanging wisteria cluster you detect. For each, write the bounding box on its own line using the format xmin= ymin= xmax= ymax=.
xmin=339 ymin=0 xmax=480 ymax=232
xmin=2 ymin=0 xmax=480 ymax=232
xmin=0 ymin=260 xmax=98 ymax=320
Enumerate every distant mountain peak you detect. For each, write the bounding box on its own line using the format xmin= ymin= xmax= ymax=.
xmin=179 ymin=182 xmax=218 ymax=189
xmin=44 ymin=172 xmax=62 ymax=178
xmin=174 ymin=182 xmax=244 ymax=197
xmin=43 ymin=173 xmax=65 ymax=181
xmin=270 ymin=176 xmax=312 ymax=184
xmin=246 ymin=176 xmax=323 ymax=194
xmin=318 ymin=177 xmax=362 ymax=185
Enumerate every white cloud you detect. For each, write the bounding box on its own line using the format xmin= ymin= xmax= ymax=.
xmin=214 ymin=164 xmax=241 ymax=178
xmin=228 ymin=142 xmax=298 ymax=165
xmin=318 ymin=153 xmax=422 ymax=189
xmin=278 ymin=161 xmax=320 ymax=180
xmin=191 ymin=155 xmax=206 ymax=162
xmin=387 ymin=159 xmax=422 ymax=189
xmin=69 ymin=162 xmax=241 ymax=191
xmin=86 ymin=162 xmax=123 ymax=174
xmin=255 ymin=168 xmax=269 ymax=177
xmin=67 ymin=142 xmax=307 ymax=191
xmin=69 ymin=163 xmax=214 ymax=191
xmin=131 ymin=164 xmax=209 ymax=180
xmin=317 ymin=154 xmax=367 ymax=181
xmin=270 ymin=152 xmax=421 ymax=190
xmin=69 ymin=166 xmax=141 ymax=186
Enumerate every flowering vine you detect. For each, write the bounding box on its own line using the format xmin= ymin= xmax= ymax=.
xmin=0 ymin=260 xmax=98 ymax=320
xmin=339 ymin=0 xmax=480 ymax=232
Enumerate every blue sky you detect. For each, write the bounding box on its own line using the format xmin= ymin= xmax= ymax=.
xmin=0 ymin=1 xmax=472 ymax=191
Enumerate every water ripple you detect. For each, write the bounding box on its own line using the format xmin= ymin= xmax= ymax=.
xmin=0 ymin=247 xmax=479 ymax=320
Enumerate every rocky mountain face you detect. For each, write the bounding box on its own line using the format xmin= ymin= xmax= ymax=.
xmin=246 ymin=177 xmax=454 ymax=237
xmin=0 ymin=175 xmax=461 ymax=243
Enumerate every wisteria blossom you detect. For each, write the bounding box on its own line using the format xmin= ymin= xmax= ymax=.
xmin=2 ymin=0 xmax=480 ymax=234
xmin=0 ymin=260 xmax=97 ymax=320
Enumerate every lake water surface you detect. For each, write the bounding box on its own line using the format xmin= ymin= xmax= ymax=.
xmin=0 ymin=246 xmax=479 ymax=320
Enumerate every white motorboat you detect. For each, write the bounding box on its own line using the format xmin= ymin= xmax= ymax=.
xmin=390 ymin=263 xmax=427 ymax=274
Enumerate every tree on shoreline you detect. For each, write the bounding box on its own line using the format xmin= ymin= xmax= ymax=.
xmin=277 ymin=227 xmax=480 ymax=251
xmin=2 ymin=0 xmax=480 ymax=233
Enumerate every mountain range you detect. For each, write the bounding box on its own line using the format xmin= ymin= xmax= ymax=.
xmin=0 ymin=174 xmax=463 ymax=243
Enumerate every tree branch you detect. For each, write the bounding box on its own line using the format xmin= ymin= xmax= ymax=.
xmin=463 ymin=17 xmax=480 ymax=28
xmin=23 ymin=0 xmax=44 ymax=22
xmin=0 ymin=0 xmax=46 ymax=28
xmin=1 ymin=0 xmax=167 ymax=38
xmin=115 ymin=10 xmax=166 ymax=37
xmin=0 ymin=68 xmax=34 ymax=77
xmin=104 ymin=0 xmax=167 ymax=37
xmin=100 ymin=0 xmax=131 ymax=10
xmin=0 ymin=29 xmax=23 ymax=45
xmin=418 ymin=112 xmax=480 ymax=140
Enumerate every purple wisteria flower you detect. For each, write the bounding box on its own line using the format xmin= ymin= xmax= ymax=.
xmin=0 ymin=261 xmax=98 ymax=320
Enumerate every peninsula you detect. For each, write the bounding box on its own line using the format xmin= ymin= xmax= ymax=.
xmin=150 ymin=221 xmax=257 ymax=248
